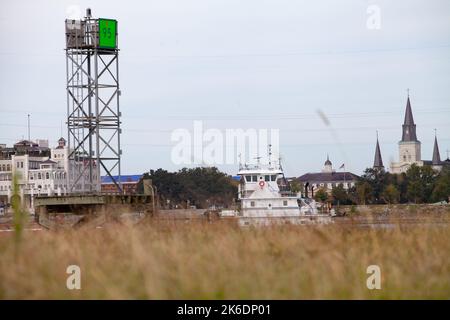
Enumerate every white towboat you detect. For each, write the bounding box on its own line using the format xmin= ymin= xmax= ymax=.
xmin=221 ymin=156 xmax=332 ymax=226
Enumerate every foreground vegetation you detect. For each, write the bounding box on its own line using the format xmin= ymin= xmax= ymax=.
xmin=0 ymin=219 xmax=449 ymax=299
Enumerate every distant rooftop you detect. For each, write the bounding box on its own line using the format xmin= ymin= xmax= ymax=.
xmin=101 ymin=175 xmax=143 ymax=184
xmin=298 ymin=172 xmax=359 ymax=183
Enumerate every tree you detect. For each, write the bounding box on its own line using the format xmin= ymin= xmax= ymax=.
xmin=136 ymin=167 xmax=238 ymax=208
xmin=431 ymin=167 xmax=450 ymax=202
xmin=289 ymin=180 xmax=303 ymax=194
xmin=331 ymin=184 xmax=348 ymax=205
xmin=406 ymin=164 xmax=438 ymax=203
xmin=381 ymin=184 xmax=400 ymax=204
xmin=356 ymin=181 xmax=373 ymax=205
xmin=314 ymin=188 xmax=328 ymax=203
xmin=358 ymin=168 xmax=391 ymax=203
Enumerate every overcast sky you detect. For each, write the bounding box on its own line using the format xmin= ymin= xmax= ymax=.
xmin=1 ymin=0 xmax=449 ymax=177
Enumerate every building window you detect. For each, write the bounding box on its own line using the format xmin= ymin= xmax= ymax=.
xmin=250 ymin=201 xmax=255 ymax=207
xmin=46 ymin=172 xmax=49 ymax=180
xmin=283 ymin=200 xmax=288 ymax=206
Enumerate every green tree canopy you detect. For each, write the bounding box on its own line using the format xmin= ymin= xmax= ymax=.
xmin=137 ymin=167 xmax=238 ymax=209
xmin=314 ymin=188 xmax=328 ymax=203
xmin=381 ymin=184 xmax=400 ymax=204
xmin=331 ymin=184 xmax=348 ymax=205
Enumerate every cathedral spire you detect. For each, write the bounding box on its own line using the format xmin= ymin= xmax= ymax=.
xmin=401 ymin=93 xmax=418 ymax=141
xmin=373 ymin=131 xmax=384 ymax=170
xmin=432 ymin=130 xmax=441 ymax=165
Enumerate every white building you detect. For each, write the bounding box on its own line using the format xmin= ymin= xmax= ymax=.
xmin=297 ymin=156 xmax=359 ymax=196
xmin=0 ymin=137 xmax=98 ymax=211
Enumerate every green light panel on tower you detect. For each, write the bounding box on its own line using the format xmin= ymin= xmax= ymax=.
xmin=98 ymin=19 xmax=117 ymax=49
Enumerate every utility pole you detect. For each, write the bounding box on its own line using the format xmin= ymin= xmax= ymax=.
xmin=27 ymin=114 xmax=30 ymax=141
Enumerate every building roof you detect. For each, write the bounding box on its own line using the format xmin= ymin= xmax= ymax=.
xmin=403 ymin=96 xmax=415 ymax=126
xmin=402 ymin=96 xmax=418 ymax=142
xmin=298 ymin=172 xmax=359 ymax=183
xmin=14 ymin=140 xmax=38 ymax=147
xmin=373 ymin=137 xmax=384 ymax=169
xmin=324 ymin=154 xmax=332 ymax=166
xmin=432 ymin=135 xmax=441 ymax=165
xmin=41 ymin=159 xmax=57 ymax=164
xmin=101 ymin=175 xmax=143 ymax=184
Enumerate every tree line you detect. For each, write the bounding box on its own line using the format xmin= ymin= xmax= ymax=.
xmin=137 ymin=164 xmax=450 ymax=208
xmin=137 ymin=167 xmax=238 ymax=209
xmin=314 ymin=165 xmax=450 ymax=205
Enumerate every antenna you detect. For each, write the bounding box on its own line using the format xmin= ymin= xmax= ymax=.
xmin=278 ymin=154 xmax=289 ymax=187
xmin=27 ymin=114 xmax=30 ymax=141
xmin=268 ymin=144 xmax=272 ymax=167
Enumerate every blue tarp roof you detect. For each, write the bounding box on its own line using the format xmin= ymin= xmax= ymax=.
xmin=101 ymin=175 xmax=143 ymax=184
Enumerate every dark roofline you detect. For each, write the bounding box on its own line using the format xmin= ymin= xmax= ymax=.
xmin=298 ymin=171 xmax=359 ymax=183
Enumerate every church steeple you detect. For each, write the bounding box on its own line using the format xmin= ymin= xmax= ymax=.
xmin=373 ymin=132 xmax=384 ymax=170
xmin=432 ymin=130 xmax=441 ymax=165
xmin=402 ymin=92 xmax=418 ymax=142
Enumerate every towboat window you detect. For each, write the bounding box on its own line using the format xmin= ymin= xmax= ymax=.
xmin=245 ymin=175 xmax=251 ymax=182
xmin=252 ymin=175 xmax=257 ymax=182
xmin=271 ymin=175 xmax=276 ymax=181
xmin=283 ymin=200 xmax=288 ymax=206
xmin=265 ymin=175 xmax=270 ymax=181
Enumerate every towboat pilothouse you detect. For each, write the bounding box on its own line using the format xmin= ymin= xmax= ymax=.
xmin=221 ymin=155 xmax=332 ymax=226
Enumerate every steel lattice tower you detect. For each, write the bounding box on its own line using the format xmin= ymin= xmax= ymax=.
xmin=65 ymin=9 xmax=122 ymax=193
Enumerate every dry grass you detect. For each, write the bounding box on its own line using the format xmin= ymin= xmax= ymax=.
xmin=0 ymin=219 xmax=449 ymax=299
